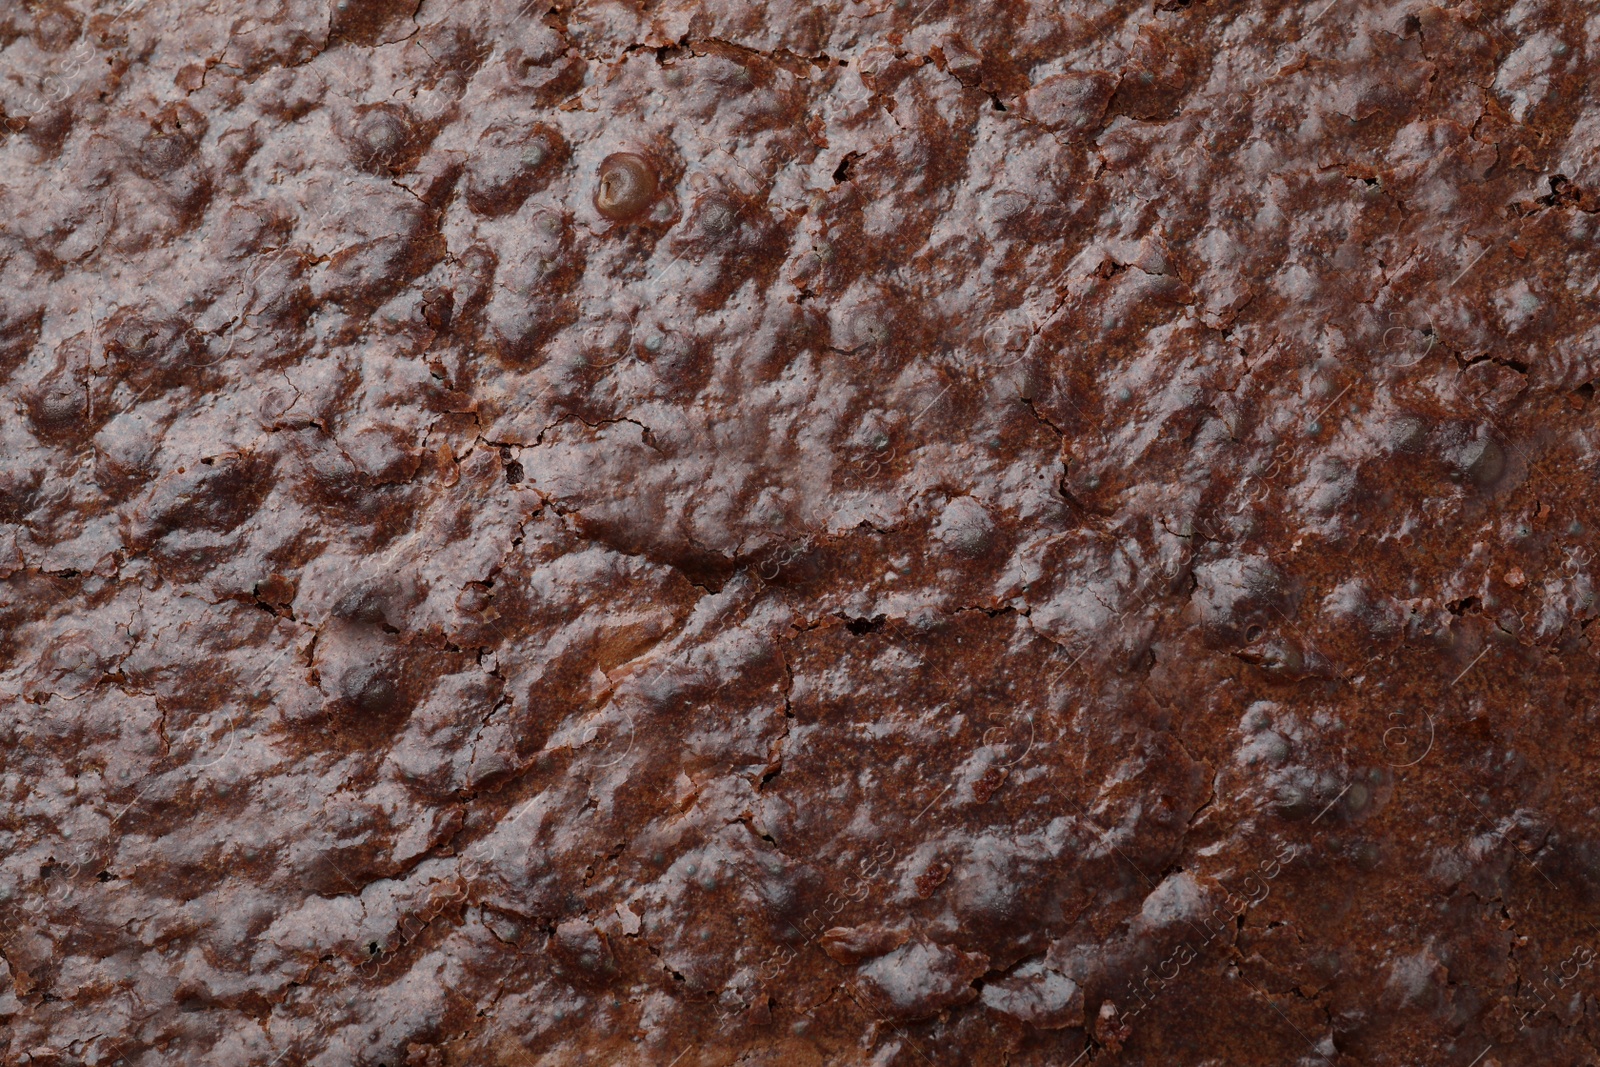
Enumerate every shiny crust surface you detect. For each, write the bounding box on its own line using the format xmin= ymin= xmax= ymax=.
xmin=3 ymin=1 xmax=1600 ymax=1064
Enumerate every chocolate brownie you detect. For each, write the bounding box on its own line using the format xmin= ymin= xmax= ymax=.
xmin=2 ymin=0 xmax=1599 ymax=1064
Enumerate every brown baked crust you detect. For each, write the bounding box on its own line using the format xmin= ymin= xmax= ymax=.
xmin=2 ymin=1 xmax=1599 ymax=1064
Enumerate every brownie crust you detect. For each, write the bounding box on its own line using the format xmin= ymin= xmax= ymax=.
xmin=2 ymin=1 xmax=1600 ymax=1065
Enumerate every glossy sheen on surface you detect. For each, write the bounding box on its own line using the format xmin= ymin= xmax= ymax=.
xmin=2 ymin=0 xmax=1599 ymax=1065
xmin=594 ymin=152 xmax=661 ymax=221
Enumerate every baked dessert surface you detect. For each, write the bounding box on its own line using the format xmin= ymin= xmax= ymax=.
xmin=2 ymin=1 xmax=1599 ymax=1064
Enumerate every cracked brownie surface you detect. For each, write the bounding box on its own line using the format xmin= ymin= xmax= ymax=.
xmin=3 ymin=0 xmax=1600 ymax=1064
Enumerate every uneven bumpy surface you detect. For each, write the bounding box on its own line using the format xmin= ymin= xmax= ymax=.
xmin=4 ymin=0 xmax=1600 ymax=1064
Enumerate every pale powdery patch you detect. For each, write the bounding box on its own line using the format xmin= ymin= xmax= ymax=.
xmin=980 ymin=958 xmax=1083 ymax=1029
xmin=1191 ymin=553 xmax=1281 ymax=632
xmin=1385 ymin=940 xmax=1446 ymax=1007
xmin=856 ymin=940 xmax=990 ymax=1020
xmin=1139 ymin=870 xmax=1206 ymax=928
xmin=1493 ymin=32 xmax=1563 ymax=122
xmin=1494 ymin=277 xmax=1544 ymax=335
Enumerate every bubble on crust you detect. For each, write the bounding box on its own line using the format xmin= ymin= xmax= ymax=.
xmin=828 ymin=286 xmax=900 ymax=353
xmin=134 ymin=454 xmax=272 ymax=539
xmin=1457 ymin=431 xmax=1505 ymax=488
xmin=413 ymin=23 xmax=488 ymax=79
xmin=1383 ymin=414 xmax=1428 ymax=454
xmin=641 ymin=329 xmax=711 ymax=395
xmin=28 ymin=378 xmax=87 ymax=435
xmin=362 ymin=113 xmax=406 ymax=155
xmin=980 ymin=959 xmax=1083 ymax=1029
xmin=1250 ymin=637 xmax=1305 ymax=678
xmin=132 ymin=103 xmax=206 ymax=179
xmin=32 ymin=6 xmax=83 ymax=52
xmin=702 ymin=200 xmax=737 ymax=235
xmin=343 ymin=663 xmax=400 ymax=716
xmin=856 ymin=941 xmax=988 ymax=1021
xmin=553 ymin=919 xmax=616 ymax=981
xmin=93 ymin=410 xmax=162 ymax=495
xmin=466 ymin=122 xmax=566 ymax=217
xmin=691 ymin=194 xmax=739 ymax=239
xmin=138 ymin=131 xmax=195 ymax=177
xmin=330 ymin=0 xmax=421 ymax=46
xmin=348 ymin=104 xmax=420 ymax=173
xmin=850 ymin=309 xmax=891 ymax=348
xmin=104 ymin=310 xmax=207 ymax=388
xmin=1272 ymin=773 xmax=1320 ymax=820
xmin=307 ymin=616 xmax=418 ymax=727
xmin=506 ymin=21 xmax=566 ymax=71
xmin=1237 ymin=728 xmax=1291 ymax=768
xmin=27 ymin=632 xmax=109 ymax=700
xmin=594 ymin=153 xmax=659 ymax=221
xmin=1138 ymin=869 xmax=1205 ymax=928
xmin=1191 ymin=553 xmax=1284 ymax=639
xmin=1239 ymin=701 xmax=1277 ymax=734
xmin=0 ymin=298 xmax=45 ymax=377
xmin=934 ymin=496 xmax=995 ymax=558
xmin=331 ymin=582 xmax=402 ymax=628
xmin=979 ymin=313 xmax=1031 ymax=368
xmin=0 ymin=468 xmax=43 ymax=523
